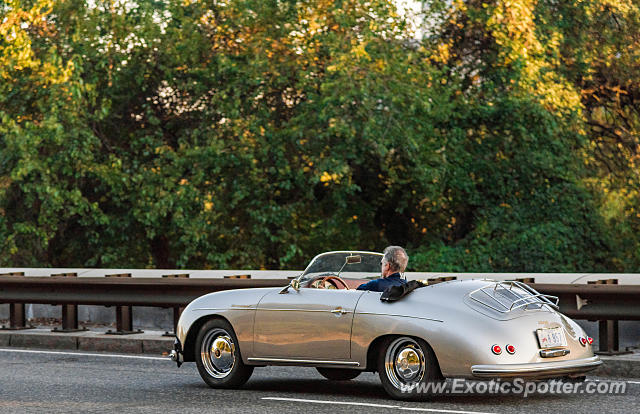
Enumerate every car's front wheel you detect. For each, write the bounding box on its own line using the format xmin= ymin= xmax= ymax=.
xmin=316 ymin=367 xmax=361 ymax=381
xmin=377 ymin=336 xmax=440 ymax=400
xmin=195 ymin=319 xmax=254 ymax=388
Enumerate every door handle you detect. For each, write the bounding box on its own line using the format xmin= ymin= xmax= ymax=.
xmin=331 ymin=308 xmax=348 ymax=315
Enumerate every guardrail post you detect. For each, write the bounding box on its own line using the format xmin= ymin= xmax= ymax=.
xmin=162 ymin=274 xmax=189 ymax=337
xmin=2 ymin=303 xmax=35 ymax=330
xmin=161 ymin=306 xmax=186 ymax=338
xmin=0 ymin=272 xmax=35 ymax=330
xmin=51 ymin=273 xmax=88 ymax=332
xmin=588 ymin=279 xmax=632 ymax=355
xmin=105 ymin=274 xmax=143 ymax=335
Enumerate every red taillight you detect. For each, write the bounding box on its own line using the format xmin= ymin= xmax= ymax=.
xmin=587 ymin=337 xmax=594 ymax=345
xmin=579 ymin=337 xmax=587 ymax=346
xmin=506 ymin=344 xmax=516 ymax=354
xmin=492 ymin=344 xmax=502 ymax=355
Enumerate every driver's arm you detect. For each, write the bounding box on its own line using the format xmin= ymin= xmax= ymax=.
xmin=356 ymin=279 xmax=380 ymax=291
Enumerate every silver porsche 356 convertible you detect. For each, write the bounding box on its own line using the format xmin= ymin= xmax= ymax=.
xmin=170 ymin=251 xmax=601 ymax=399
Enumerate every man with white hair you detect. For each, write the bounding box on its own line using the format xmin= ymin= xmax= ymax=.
xmin=356 ymin=246 xmax=408 ymax=292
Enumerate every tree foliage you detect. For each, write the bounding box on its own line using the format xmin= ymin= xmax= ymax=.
xmin=0 ymin=0 xmax=637 ymax=271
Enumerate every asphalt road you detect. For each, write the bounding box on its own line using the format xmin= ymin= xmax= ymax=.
xmin=0 ymin=348 xmax=638 ymax=414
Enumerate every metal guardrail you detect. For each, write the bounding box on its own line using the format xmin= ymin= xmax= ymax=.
xmin=0 ymin=276 xmax=288 ymax=307
xmin=529 ymin=282 xmax=640 ymax=355
xmin=2 ymin=268 xmax=639 ymax=284
xmin=529 ymin=283 xmax=640 ymax=321
xmin=0 ymin=276 xmax=289 ymax=335
xmin=0 ymin=276 xmax=637 ymax=354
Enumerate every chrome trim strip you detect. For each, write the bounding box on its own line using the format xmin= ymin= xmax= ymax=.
xmin=355 ymin=312 xmax=443 ymax=323
xmin=256 ymin=308 xmax=352 ymax=313
xmin=247 ymin=357 xmax=360 ymax=366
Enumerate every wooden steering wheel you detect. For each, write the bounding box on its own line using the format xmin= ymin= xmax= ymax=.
xmin=319 ymin=275 xmax=350 ymax=290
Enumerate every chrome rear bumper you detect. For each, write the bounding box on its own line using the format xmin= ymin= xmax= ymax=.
xmin=170 ymin=338 xmax=183 ymax=367
xmin=471 ymin=356 xmax=602 ymax=379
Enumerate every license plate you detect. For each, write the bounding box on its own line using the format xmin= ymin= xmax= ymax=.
xmin=536 ymin=327 xmax=567 ymax=349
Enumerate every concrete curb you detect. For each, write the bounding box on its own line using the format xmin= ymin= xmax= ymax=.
xmin=0 ymin=328 xmax=173 ymax=355
xmin=2 ymin=329 xmax=639 ymax=379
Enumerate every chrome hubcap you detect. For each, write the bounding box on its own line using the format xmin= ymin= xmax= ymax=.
xmin=201 ymin=328 xmax=236 ymax=378
xmin=385 ymin=337 xmax=426 ymax=390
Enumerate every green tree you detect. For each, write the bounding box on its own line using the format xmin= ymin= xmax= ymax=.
xmin=408 ymin=0 xmax=617 ymax=271
xmin=541 ymin=0 xmax=640 ymax=270
xmin=1 ymin=0 xmax=453 ymax=269
xmin=1 ymin=0 xmax=636 ymax=271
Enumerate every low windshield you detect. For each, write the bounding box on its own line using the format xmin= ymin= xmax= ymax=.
xmin=300 ymin=251 xmax=383 ymax=283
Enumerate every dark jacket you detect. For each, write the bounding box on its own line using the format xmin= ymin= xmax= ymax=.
xmin=356 ymin=273 xmax=407 ymax=292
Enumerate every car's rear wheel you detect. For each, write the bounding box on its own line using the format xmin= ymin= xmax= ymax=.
xmin=377 ymin=336 xmax=440 ymax=400
xmin=195 ymin=319 xmax=254 ymax=388
xmin=316 ymin=367 xmax=361 ymax=381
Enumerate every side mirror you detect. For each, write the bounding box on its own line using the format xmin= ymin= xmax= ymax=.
xmin=290 ymin=279 xmax=300 ymax=291
xmin=280 ymin=278 xmax=301 ymax=294
xmin=346 ymin=255 xmax=361 ymax=264
xmin=337 ymin=254 xmax=362 ymax=278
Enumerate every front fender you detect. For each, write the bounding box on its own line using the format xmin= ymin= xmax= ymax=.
xmin=176 ymin=288 xmax=278 ymax=362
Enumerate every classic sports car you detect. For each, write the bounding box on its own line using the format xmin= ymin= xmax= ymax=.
xmin=170 ymin=251 xmax=601 ymax=399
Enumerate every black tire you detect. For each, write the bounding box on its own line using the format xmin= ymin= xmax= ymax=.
xmin=195 ymin=318 xmax=254 ymax=388
xmin=316 ymin=367 xmax=361 ymax=381
xmin=377 ymin=336 xmax=440 ymax=400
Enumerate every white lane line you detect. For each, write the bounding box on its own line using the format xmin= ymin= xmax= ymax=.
xmin=261 ymin=397 xmax=497 ymax=414
xmin=0 ymin=348 xmax=170 ymax=361
xmin=627 ymin=381 xmax=640 ymax=385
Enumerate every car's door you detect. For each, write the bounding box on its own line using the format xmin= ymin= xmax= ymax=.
xmin=252 ymin=288 xmax=364 ymax=360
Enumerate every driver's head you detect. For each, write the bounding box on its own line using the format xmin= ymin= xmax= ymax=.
xmin=382 ymin=246 xmax=409 ymax=273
